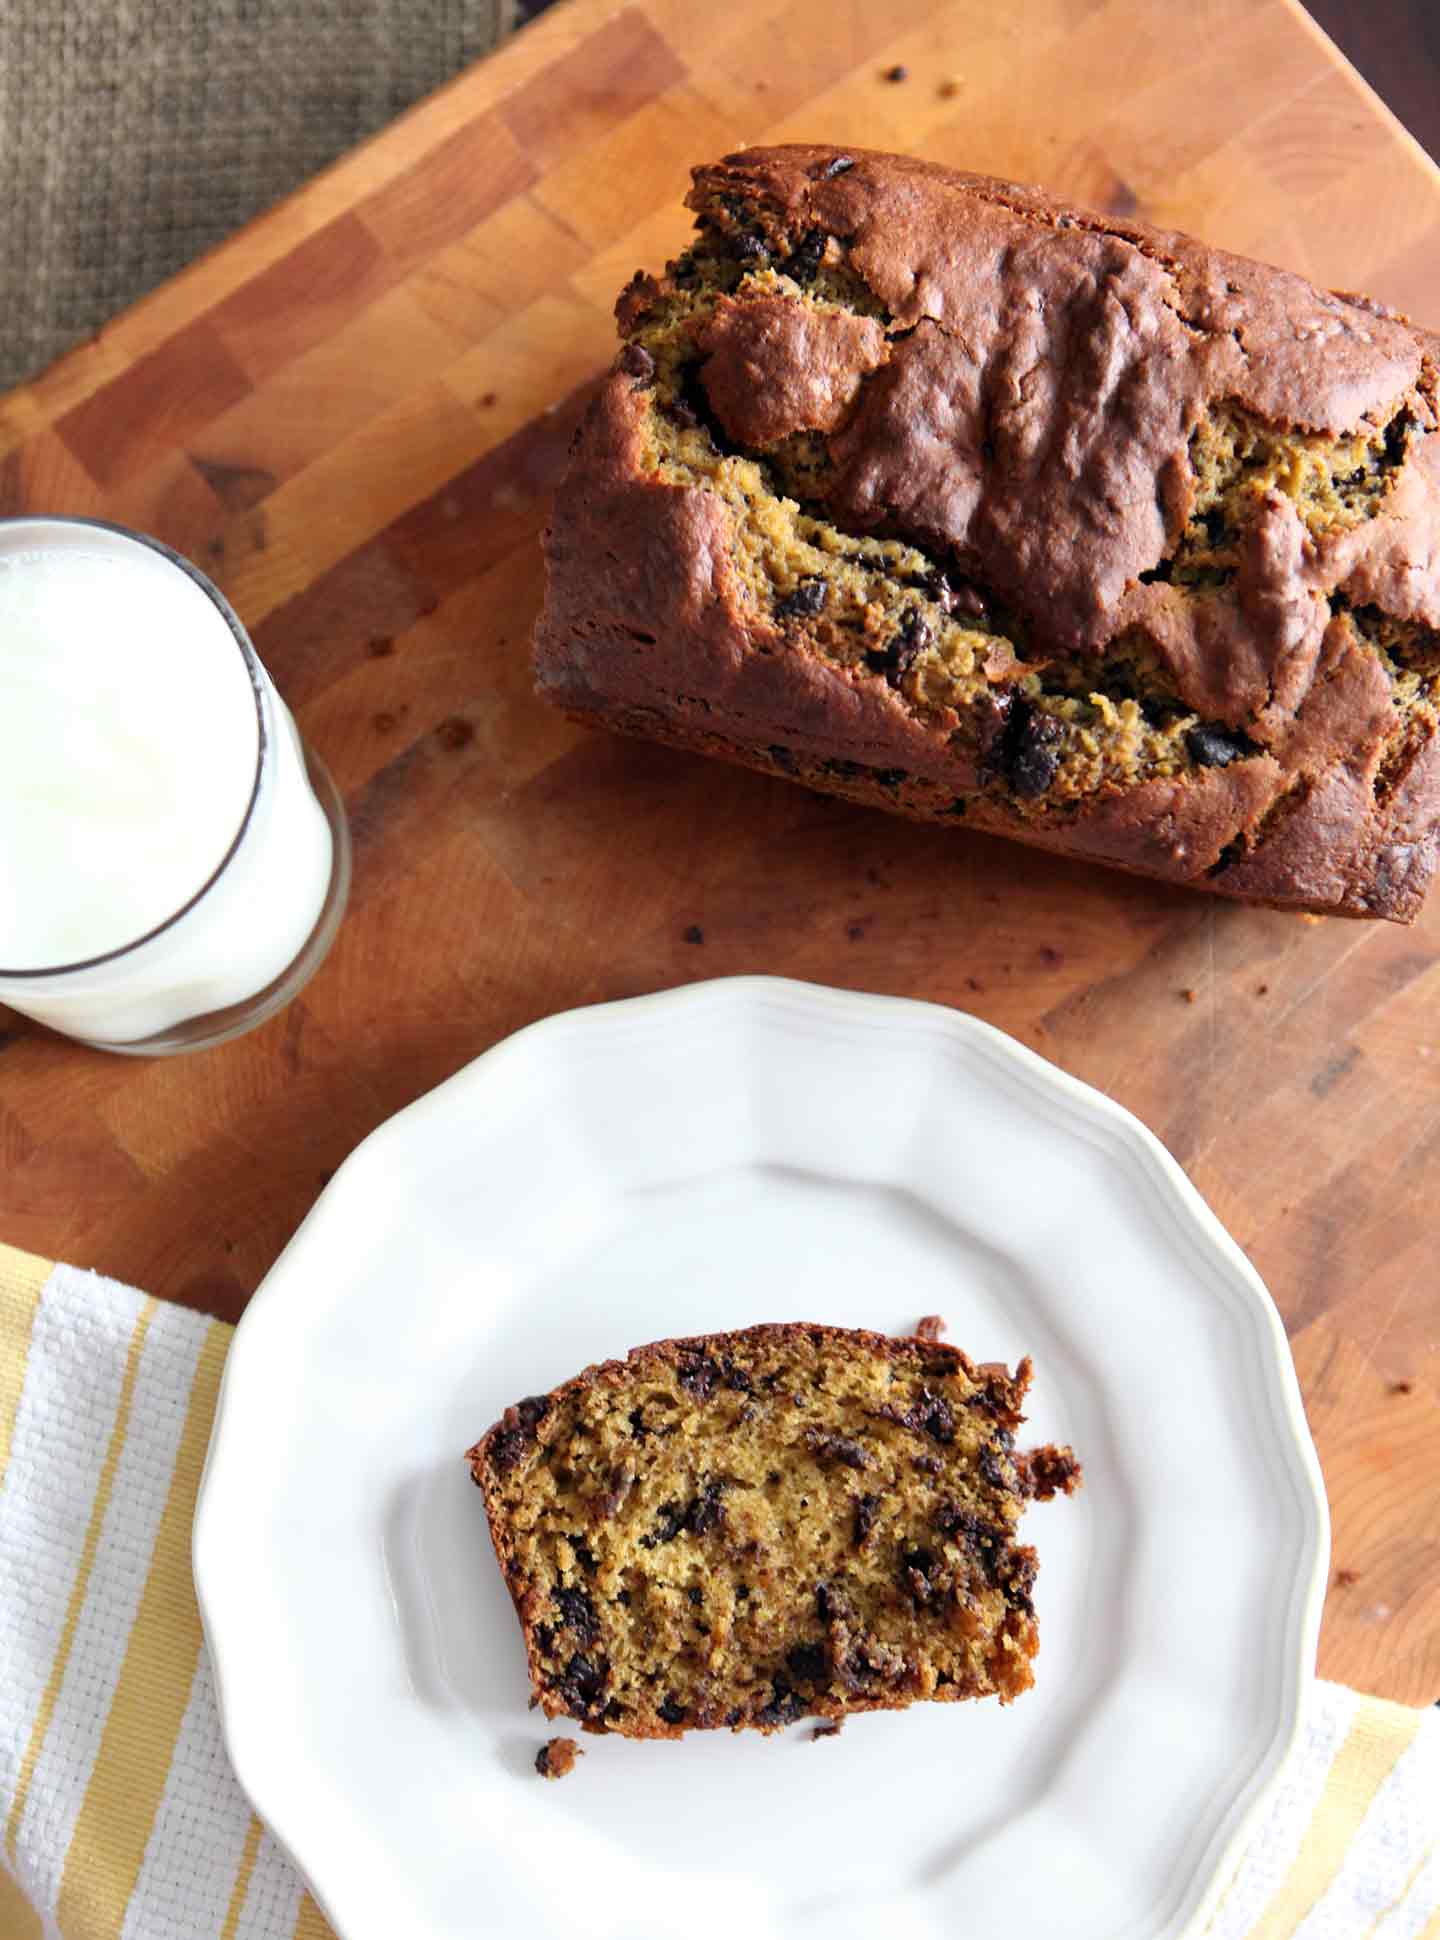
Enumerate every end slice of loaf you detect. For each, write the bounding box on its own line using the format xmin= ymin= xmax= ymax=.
xmin=467 ymin=1322 xmax=1080 ymax=1738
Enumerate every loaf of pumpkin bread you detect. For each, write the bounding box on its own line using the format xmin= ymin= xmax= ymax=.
xmin=533 ymin=145 xmax=1440 ymax=922
xmin=468 ymin=1323 xmax=1080 ymax=1738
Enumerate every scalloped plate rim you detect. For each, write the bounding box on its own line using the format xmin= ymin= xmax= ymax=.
xmin=194 ymin=975 xmax=1329 ymax=1940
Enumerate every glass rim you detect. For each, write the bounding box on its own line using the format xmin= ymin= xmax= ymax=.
xmin=0 ymin=516 xmax=269 ymax=981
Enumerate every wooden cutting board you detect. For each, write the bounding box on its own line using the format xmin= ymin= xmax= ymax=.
xmin=2 ymin=0 xmax=1438 ymax=1705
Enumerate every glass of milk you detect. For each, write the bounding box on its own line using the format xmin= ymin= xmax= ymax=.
xmin=0 ymin=517 xmax=351 ymax=1053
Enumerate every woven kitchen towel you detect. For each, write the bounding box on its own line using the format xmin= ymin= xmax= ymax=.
xmin=1 ymin=1240 xmax=1437 ymax=1940
xmin=0 ymin=0 xmax=523 ymax=391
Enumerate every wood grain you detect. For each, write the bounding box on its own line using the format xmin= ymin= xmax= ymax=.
xmin=2 ymin=0 xmax=1438 ymax=1705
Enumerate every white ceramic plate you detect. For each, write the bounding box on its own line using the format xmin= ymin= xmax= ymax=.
xmin=194 ymin=977 xmax=1328 ymax=1940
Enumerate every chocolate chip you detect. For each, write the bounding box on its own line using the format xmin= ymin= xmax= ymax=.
xmin=876 ymin=1386 xmax=955 ymax=1443
xmin=686 ymin=1481 xmax=727 ymax=1537
xmin=734 ymin=231 xmax=767 ymax=261
xmin=618 ymin=342 xmax=655 ymax=384
xmin=535 ymin=1622 xmax=556 ymax=1656
xmin=662 ymin=396 xmax=700 ymax=430
xmin=933 ymin=1504 xmax=1005 ymax=1583
xmin=490 ymin=1392 xmax=552 ymax=1472
xmin=757 ymin=1675 xmax=805 ymax=1727
xmin=658 ymin=1696 xmax=687 ymax=1724
xmin=810 ymin=155 xmax=855 ymax=180
xmin=569 ymin=1536 xmax=598 ymax=1574
xmin=999 ymin=1545 xmax=1038 ymax=1614
xmin=884 ymin=63 xmax=909 ymax=81
xmin=552 ymin=1586 xmax=598 ymax=1643
xmin=642 ymin=1478 xmax=729 ymax=1547
xmin=682 ymin=924 xmax=705 ymax=945
xmin=783 ymin=228 xmax=828 ymax=283
xmin=972 ymin=691 xmax=1013 ymax=769
xmin=616 ymin=1589 xmax=632 ymax=1607
xmin=997 ymin=700 xmax=1064 ymax=799
xmin=628 ymin=1406 xmax=648 ymax=1442
xmin=556 ymin=1652 xmax=608 ymax=1717
xmin=1187 ymin=724 xmax=1250 ymax=768
xmin=490 ymin=1427 xmax=528 ymax=1473
xmin=724 ymin=1360 xmax=754 ymax=1393
xmin=687 ymin=1586 xmax=703 ymax=1605
xmin=736 ymin=1584 xmax=751 ymax=1601
xmin=844 ymin=1634 xmax=907 ymax=1686
xmin=785 ymin=1641 xmax=829 ymax=1684
xmin=866 ymin=608 xmax=930 ymax=688
xmin=777 ymin=577 xmax=828 ymax=620
xmin=853 ymin=1492 xmax=881 ymax=1546
xmin=645 ymin=1501 xmax=687 ymax=1546
xmin=937 ymin=575 xmax=988 ymax=622
xmin=675 ymin=1349 xmax=720 ymax=1397
xmin=815 ymin=1583 xmax=833 ymax=1623
xmin=804 ymin=1427 xmax=873 ymax=1470
xmin=1384 ymin=409 xmax=1414 ymax=467
xmin=769 ymin=744 xmax=798 ymax=773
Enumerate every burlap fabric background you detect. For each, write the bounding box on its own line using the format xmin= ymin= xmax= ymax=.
xmin=0 ymin=0 xmax=529 ymax=392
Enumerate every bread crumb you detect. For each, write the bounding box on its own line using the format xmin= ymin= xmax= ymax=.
xmin=1181 ymin=987 xmax=1197 ymax=1004
xmin=915 ymin=1315 xmax=947 ymax=1343
xmin=1390 ymin=1380 xmax=1414 ymax=1395
xmin=1333 ymin=1567 xmax=1360 ymax=1589
xmin=1256 ymin=982 xmax=1270 ymax=996
xmin=1300 ymin=913 xmax=1324 ymax=926
xmin=811 ymin=1720 xmax=844 ymax=1740
xmin=683 ymin=924 xmax=704 ymax=945
xmin=883 ymin=63 xmax=909 ymax=82
xmin=535 ymin=1737 xmax=583 ymax=1779
xmin=938 ymin=76 xmax=964 ymax=98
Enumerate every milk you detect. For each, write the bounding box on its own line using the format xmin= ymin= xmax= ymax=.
xmin=0 ymin=520 xmax=343 ymax=1049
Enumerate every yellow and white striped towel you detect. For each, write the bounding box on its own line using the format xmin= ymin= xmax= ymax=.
xmin=2 ymin=1241 xmax=1437 ymax=1940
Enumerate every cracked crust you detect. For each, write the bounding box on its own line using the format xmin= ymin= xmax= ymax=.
xmin=535 ymin=145 xmax=1440 ymax=921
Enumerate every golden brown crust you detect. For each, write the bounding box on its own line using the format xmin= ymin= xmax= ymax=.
xmin=534 ymin=145 xmax=1440 ymax=922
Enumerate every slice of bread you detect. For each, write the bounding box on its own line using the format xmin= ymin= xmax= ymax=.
xmin=468 ymin=1323 xmax=1080 ymax=1738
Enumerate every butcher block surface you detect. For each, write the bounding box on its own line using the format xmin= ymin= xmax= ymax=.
xmin=1 ymin=0 xmax=1438 ymax=1703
